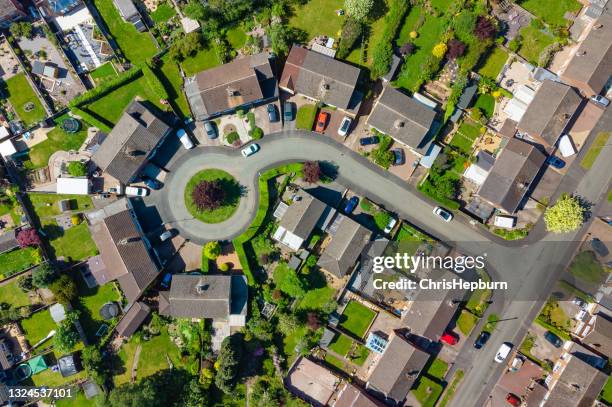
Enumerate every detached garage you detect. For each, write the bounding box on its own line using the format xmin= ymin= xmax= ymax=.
xmin=56 ymin=177 xmax=90 ymax=195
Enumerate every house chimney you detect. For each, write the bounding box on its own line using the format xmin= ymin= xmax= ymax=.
xmin=227 ymin=87 xmax=239 ymax=96
xmin=394 ymin=120 xmax=405 ymax=128
xmin=118 ymin=237 xmax=140 ymax=245
xmin=593 ymin=24 xmax=603 ymax=29
xmin=196 ymin=284 xmax=210 ymax=294
xmin=576 ymin=51 xmax=586 ymax=57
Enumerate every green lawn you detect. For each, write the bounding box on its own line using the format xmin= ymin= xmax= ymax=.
xmin=430 ymin=0 xmax=454 ymax=13
xmin=457 ymin=310 xmax=478 ymax=335
xmin=412 ymin=376 xmax=443 ymax=407
xmin=289 ymin=0 xmax=345 ymax=40
xmin=345 ymin=1 xmax=390 ymax=67
xmin=72 ymin=271 xmax=120 ymax=342
xmin=474 ymin=94 xmax=495 ymax=119
xmin=339 ymin=301 xmax=377 ymax=338
xmin=396 ymin=4 xmax=423 ymax=47
xmin=56 ymin=388 xmax=103 ymax=406
xmin=157 ymin=54 xmax=190 ymax=117
xmin=450 ymin=121 xmax=481 ymax=154
xmin=477 ymin=47 xmax=508 ymax=79
xmin=24 ymin=114 xmax=89 ymax=169
xmin=0 ymin=247 xmax=40 ymax=279
xmin=298 ymin=286 xmax=335 ymax=311
xmin=329 ymin=333 xmax=352 ymax=355
xmin=0 ymin=279 xmax=31 ymax=307
xmin=327 ymin=335 xmax=370 ymax=369
xmin=394 ymin=10 xmax=448 ymax=92
xmin=226 ymin=26 xmax=247 ymax=50
xmin=295 ymin=104 xmax=317 ymax=130
xmin=518 ymin=0 xmax=581 ymax=27
xmin=184 ymin=169 xmax=241 ymax=224
xmin=517 ymin=25 xmax=556 ymax=65
xmin=27 ymin=193 xmax=93 ymax=219
xmin=282 ymin=325 xmax=308 ymax=363
xmin=150 ymin=2 xmax=176 ymax=24
xmin=181 ymin=47 xmax=220 ymax=77
xmin=581 ymin=132 xmax=609 ymax=170
xmin=428 ymin=358 xmax=449 ymax=379
xmin=600 ymin=376 xmax=612 ymax=405
xmin=569 ymin=251 xmax=609 ymax=284
xmin=20 ymin=309 xmax=57 ymax=346
xmin=439 ymin=370 xmax=464 ymax=407
xmin=92 ymin=0 xmax=158 ymax=64
xmin=3 ymin=73 xmax=46 ymax=126
xmin=44 ymin=221 xmax=98 ymax=262
xmin=29 ymin=353 xmax=87 ymax=387
xmin=89 ymin=62 xmax=117 ymax=84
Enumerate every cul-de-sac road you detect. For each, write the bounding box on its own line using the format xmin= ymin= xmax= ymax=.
xmin=147 ymin=110 xmax=611 ymax=406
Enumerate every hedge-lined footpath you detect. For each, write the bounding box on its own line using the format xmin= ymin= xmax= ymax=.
xmin=233 ymin=163 xmax=304 ymax=286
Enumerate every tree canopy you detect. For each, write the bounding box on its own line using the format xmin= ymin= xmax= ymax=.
xmin=544 ymin=194 xmax=585 ymax=233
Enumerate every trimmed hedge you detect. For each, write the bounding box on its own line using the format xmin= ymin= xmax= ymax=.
xmin=370 ymin=0 xmax=409 ymax=78
xmin=142 ymin=64 xmax=169 ymax=100
xmin=70 ymin=67 xmax=142 ymax=108
xmin=71 ymin=107 xmax=112 ymax=132
xmin=337 ymin=17 xmax=363 ymax=59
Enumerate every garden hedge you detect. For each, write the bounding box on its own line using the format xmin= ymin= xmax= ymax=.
xmin=70 ymin=67 xmax=142 ymax=108
xmin=370 ymin=0 xmax=409 ymax=78
xmin=70 ymin=107 xmax=112 ymax=133
xmin=142 ymin=64 xmax=169 ymax=101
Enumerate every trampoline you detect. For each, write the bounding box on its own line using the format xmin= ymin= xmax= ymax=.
xmin=14 ymin=364 xmax=32 ymax=381
xmin=61 ymin=118 xmax=81 ymax=134
xmin=99 ymin=302 xmax=119 ymax=320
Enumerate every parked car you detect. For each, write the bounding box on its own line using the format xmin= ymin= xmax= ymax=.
xmin=494 ymin=343 xmax=512 ymax=363
xmin=344 ymin=196 xmax=359 ymax=214
xmin=143 ymin=177 xmax=162 ymax=190
xmin=591 ymin=237 xmax=609 ymax=257
xmin=176 ymin=128 xmax=195 ymax=148
xmin=383 ymin=217 xmax=397 ymax=234
xmin=160 ymin=273 xmax=172 ymax=289
xmin=546 ymin=155 xmax=565 ymax=169
xmin=125 ymin=186 xmax=149 ymax=197
xmin=203 ymin=122 xmax=217 ymax=140
xmin=267 ymin=104 xmax=279 ymax=122
xmin=337 ymin=116 xmax=352 ymax=136
xmin=505 ymin=393 xmax=521 ymax=406
xmin=474 ymin=331 xmax=490 ymax=349
xmin=241 ymin=143 xmax=260 ymax=157
xmin=284 ymin=101 xmax=294 ymax=121
xmin=509 ymin=356 xmax=524 ymax=372
xmin=441 ymin=332 xmax=459 ymax=345
xmin=391 ymin=148 xmax=405 ymax=165
xmin=591 ymin=94 xmax=610 ymax=107
xmin=572 ymin=296 xmax=586 ymax=308
xmin=433 ymin=206 xmax=453 ymax=222
xmin=544 ymin=331 xmax=563 ymax=348
xmin=359 ymin=136 xmax=380 ymax=146
xmin=159 ymin=230 xmax=173 ymax=242
xmin=315 ymin=111 xmax=329 ymax=133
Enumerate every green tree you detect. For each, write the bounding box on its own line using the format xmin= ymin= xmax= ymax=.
xmin=49 ymin=274 xmax=77 ymax=304
xmin=249 ymin=377 xmax=285 ymax=407
xmin=10 ymin=22 xmax=33 ymax=39
xmin=208 ymin=0 xmax=253 ymax=23
xmin=544 ymin=194 xmax=585 ymax=233
xmin=17 ymin=275 xmax=33 ymax=292
xmin=54 ymin=310 xmax=80 ymax=353
xmin=82 ymin=346 xmax=112 ymax=386
xmin=277 ymin=312 xmax=300 ymax=336
xmin=67 ymin=161 xmax=87 ymax=177
xmin=273 ymin=264 xmax=305 ymax=298
xmin=184 ymin=0 xmax=208 ymax=20
xmin=214 ymin=334 xmax=243 ymax=394
xmin=203 ymin=241 xmax=221 ymax=260
xmin=32 ymin=263 xmax=56 ymax=288
xmin=345 ymin=0 xmax=374 ymax=21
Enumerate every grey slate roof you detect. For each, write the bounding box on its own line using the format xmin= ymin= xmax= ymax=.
xmin=280 ymin=46 xmax=361 ymax=110
xmin=367 ymin=85 xmax=436 ymax=153
xmin=561 ymin=12 xmax=612 ymax=95
xmin=517 ymin=80 xmax=581 ymax=146
xmin=159 ymin=275 xmax=231 ymax=319
xmin=115 ymin=301 xmax=150 ymax=338
xmin=583 ymin=312 xmax=612 ymax=358
xmin=367 ymin=334 xmax=430 ymax=404
xmin=280 ymin=190 xmax=333 ymax=240
xmin=0 ymin=231 xmax=18 ymax=254
xmin=185 ymin=52 xmax=276 ymax=120
xmin=478 ymin=138 xmax=546 ymax=213
xmin=112 ymin=0 xmax=139 ymax=19
xmin=544 ymin=353 xmax=607 ymax=407
xmin=0 ymin=0 xmax=23 ymax=21
xmin=317 ymin=214 xmax=371 ymax=278
xmin=92 ymin=100 xmax=170 ymax=184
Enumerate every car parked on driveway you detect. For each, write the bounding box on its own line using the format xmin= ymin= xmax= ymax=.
xmin=505 ymin=393 xmax=521 ymax=406
xmin=433 ymin=206 xmax=453 ymax=222
xmin=125 ymin=186 xmax=149 ymax=197
xmin=441 ymin=332 xmax=459 ymax=345
xmin=474 ymin=331 xmax=490 ymax=349
xmin=338 ymin=116 xmax=352 ymax=136
xmin=267 ymin=104 xmax=279 ymax=122
xmin=546 ymin=155 xmax=565 ymax=169
xmin=283 ymin=101 xmax=294 ymax=121
xmin=383 ymin=217 xmax=397 ymax=234
xmin=241 ymin=143 xmax=260 ymax=157
xmin=391 ymin=148 xmax=405 ymax=165
xmin=177 ymin=128 xmax=195 ymax=148
xmin=544 ymin=331 xmax=563 ymax=348
xmin=344 ymin=196 xmax=359 ymax=214
xmin=315 ymin=111 xmax=329 ymax=133
xmin=143 ymin=177 xmax=162 ymax=190
xmin=591 ymin=94 xmax=610 ymax=107
xmin=203 ymin=122 xmax=217 ymax=140
xmin=359 ymin=136 xmax=380 ymax=146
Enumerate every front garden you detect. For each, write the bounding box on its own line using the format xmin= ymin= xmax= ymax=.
xmin=411 ymin=358 xmax=448 ymax=407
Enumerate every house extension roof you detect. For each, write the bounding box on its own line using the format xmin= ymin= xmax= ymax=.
xmin=367 ymin=85 xmax=436 ymax=153
xmin=285 ymin=357 xmax=339 ymax=407
xmin=478 ymin=138 xmax=545 ymax=213
xmin=159 ymin=275 xmax=231 ymax=319
xmin=185 ymin=52 xmax=275 ymax=120
xmin=561 ymin=12 xmax=612 ymax=96
xmin=112 ymin=0 xmax=139 ymax=18
xmin=92 ymin=100 xmax=170 ymax=184
xmin=544 ymin=353 xmax=607 ymax=407
xmin=367 ymin=334 xmax=430 ymax=404
xmin=517 ymin=80 xmax=581 ymax=146
xmin=317 ymin=214 xmax=371 ymax=278
xmin=280 ymin=46 xmax=361 ymax=110
xmin=115 ymin=301 xmax=151 ymax=338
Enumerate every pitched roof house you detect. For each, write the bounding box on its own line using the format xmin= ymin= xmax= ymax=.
xmin=317 ymin=214 xmax=371 ymax=278
xmin=92 ymin=100 xmax=171 ymax=184
xmin=285 ymin=357 xmax=340 ymax=406
xmin=366 ymin=333 xmax=431 ymax=406
xmin=280 ymin=46 xmax=362 ymax=114
xmin=88 ymin=199 xmax=159 ymax=303
xmin=273 ymin=190 xmax=336 ymax=251
xmin=477 ymin=138 xmax=546 ymax=214
xmin=561 ymin=12 xmax=612 ymax=96
xmin=517 ymin=80 xmax=582 ymax=147
xmin=185 ymin=52 xmax=277 ymax=120
xmin=576 ymin=309 xmax=612 ymax=358
xmin=0 ymin=0 xmax=26 ymax=28
xmin=366 ymin=85 xmax=437 ymax=155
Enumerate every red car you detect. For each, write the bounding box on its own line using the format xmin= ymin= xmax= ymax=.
xmin=505 ymin=393 xmax=521 ymax=406
xmin=315 ymin=111 xmax=329 ymax=133
xmin=440 ymin=332 xmax=459 ymax=345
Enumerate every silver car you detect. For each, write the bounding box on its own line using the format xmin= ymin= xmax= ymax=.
xmin=241 ymin=143 xmax=260 ymax=157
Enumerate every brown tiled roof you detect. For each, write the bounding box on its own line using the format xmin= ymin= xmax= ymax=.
xmin=517 ymin=81 xmax=581 ymax=146
xmin=285 ymin=357 xmax=339 ymax=407
xmin=280 ymin=46 xmax=361 ymax=110
xmin=334 ymin=382 xmax=383 ymax=407
xmin=280 ymin=190 xmax=333 ymax=240
xmin=159 ymin=275 xmax=231 ymax=319
xmin=366 ymin=85 xmax=436 ymax=153
xmin=115 ymin=301 xmax=150 ymax=337
xmin=544 ymin=353 xmax=607 ymax=407
xmin=92 ymin=100 xmax=170 ymax=184
xmin=478 ymin=138 xmax=545 ymax=213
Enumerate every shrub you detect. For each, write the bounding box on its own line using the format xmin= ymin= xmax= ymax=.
xmin=447 ymin=39 xmax=466 ymax=59
xmin=399 ymin=42 xmax=415 ymax=56
xmin=370 ymin=0 xmax=409 ymax=78
xmin=219 ymin=263 xmax=230 ymax=272
xmin=16 ymin=228 xmax=41 ymax=248
xmin=249 ymin=127 xmax=264 ymax=140
xmin=374 ymin=211 xmax=391 ymax=230
xmin=203 ymin=241 xmax=222 ymax=260
xmin=432 ymin=43 xmax=448 ymax=59
xmin=191 ymin=180 xmax=225 ymax=211
xmin=544 ymin=194 xmax=585 ymax=233
xmin=302 ymin=161 xmax=321 ymax=183
xmin=32 ymin=263 xmax=56 ymax=288
xmin=530 ymin=18 xmax=545 ymax=30
xmin=508 ymin=36 xmax=521 ymax=52
xmin=409 ymin=31 xmax=418 ymax=39
xmin=345 ymin=0 xmax=374 ymax=21
xmin=67 ymin=161 xmax=87 ymax=177
xmin=49 ymin=274 xmax=78 ymax=304
xmin=17 ymin=275 xmax=33 ymax=292
xmin=475 ymin=17 xmax=496 ymax=41
xmin=71 ymin=214 xmax=81 ymax=225
xmin=225 ymin=131 xmax=240 ymax=144
xmin=336 ymin=17 xmax=363 ymax=59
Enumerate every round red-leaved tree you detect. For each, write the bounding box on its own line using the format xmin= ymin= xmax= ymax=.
xmin=17 ymin=228 xmax=41 ymax=248
xmin=302 ymin=161 xmax=322 ymax=184
xmin=191 ymin=180 xmax=226 ymax=211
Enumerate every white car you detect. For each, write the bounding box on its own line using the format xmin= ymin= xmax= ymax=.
xmin=241 ymin=143 xmax=260 ymax=157
xmin=176 ymin=128 xmax=194 ymax=149
xmin=125 ymin=186 xmax=149 ymax=197
xmin=383 ymin=217 xmax=397 ymax=234
xmin=433 ymin=206 xmax=453 ymax=222
xmin=159 ymin=230 xmax=173 ymax=242
xmin=337 ymin=116 xmax=352 ymax=136
xmin=494 ymin=343 xmax=512 ymax=363
xmin=591 ymin=94 xmax=610 ymax=107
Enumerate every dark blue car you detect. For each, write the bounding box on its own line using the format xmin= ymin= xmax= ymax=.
xmin=143 ymin=177 xmax=162 ymax=190
xmin=344 ymin=196 xmax=359 ymax=214
xmin=161 ymin=273 xmax=172 ymax=289
xmin=546 ymin=155 xmax=565 ymax=169
xmin=360 ymin=136 xmax=380 ymax=146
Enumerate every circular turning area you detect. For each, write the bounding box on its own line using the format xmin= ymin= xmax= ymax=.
xmin=184 ymin=168 xmax=241 ymax=224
